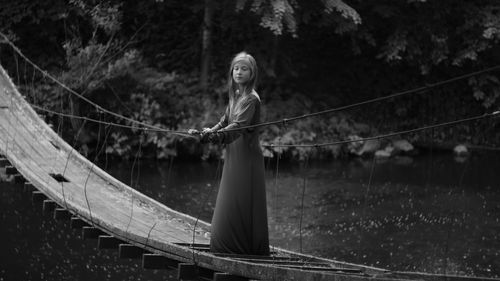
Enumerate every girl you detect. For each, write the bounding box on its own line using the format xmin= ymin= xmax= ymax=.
xmin=192 ymin=52 xmax=269 ymax=255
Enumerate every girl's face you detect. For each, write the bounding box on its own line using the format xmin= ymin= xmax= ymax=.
xmin=232 ymin=61 xmax=252 ymax=85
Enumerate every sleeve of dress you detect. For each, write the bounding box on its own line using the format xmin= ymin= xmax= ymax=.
xmin=214 ymin=106 xmax=229 ymax=129
xmin=219 ymin=97 xmax=257 ymax=144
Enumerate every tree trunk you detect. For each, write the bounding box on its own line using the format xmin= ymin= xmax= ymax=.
xmin=270 ymin=34 xmax=279 ymax=77
xmin=200 ymin=0 xmax=213 ymax=93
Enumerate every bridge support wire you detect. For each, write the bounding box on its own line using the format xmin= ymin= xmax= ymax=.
xmin=126 ymin=131 xmax=143 ymax=233
xmin=61 ymin=120 xmax=88 ymax=211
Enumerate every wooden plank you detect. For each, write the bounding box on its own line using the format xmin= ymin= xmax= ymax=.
xmin=142 ymin=254 xmax=178 ymax=270
xmin=82 ymin=226 xmax=104 ymax=239
xmin=23 ymin=182 xmax=35 ymax=192
xmin=14 ymin=174 xmax=25 ymax=184
xmin=189 ymin=246 xmax=211 ymax=252
xmin=174 ymin=243 xmax=211 ymax=252
xmin=197 ymin=266 xmax=216 ymax=281
xmin=42 ymin=199 xmax=57 ymax=213
xmin=0 ymin=158 xmax=9 ymax=167
xmin=54 ymin=208 xmax=71 ymax=220
xmin=177 ymin=263 xmax=198 ymax=280
xmin=98 ymin=235 xmax=122 ymax=249
xmin=177 ymin=263 xmax=216 ymax=280
xmin=5 ymin=165 xmax=17 ymax=175
xmin=70 ymin=217 xmax=89 ymax=229
xmin=175 ymin=243 xmax=210 ymax=248
xmin=119 ymin=244 xmax=144 ymax=259
xmin=213 ymin=273 xmax=249 ymax=281
xmin=31 ymin=190 xmax=46 ymax=203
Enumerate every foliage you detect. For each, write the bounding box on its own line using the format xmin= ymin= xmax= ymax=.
xmin=322 ymin=0 xmax=361 ymax=25
xmin=236 ymin=0 xmax=298 ymax=36
xmin=235 ymin=0 xmax=361 ymax=36
xmin=2 ymin=0 xmax=500 ymax=162
xmin=357 ymin=1 xmax=500 ymax=74
xmin=259 ymin=93 xmax=373 ymax=161
xmin=469 ymin=74 xmax=500 ymax=109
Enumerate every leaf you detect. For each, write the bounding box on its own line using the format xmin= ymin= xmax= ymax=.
xmin=235 ymin=0 xmax=249 ymax=11
xmin=322 ymin=0 xmax=362 ymax=24
xmin=378 ymin=29 xmax=409 ymax=62
xmin=473 ymin=89 xmax=485 ymax=100
xmin=483 ymin=27 xmax=498 ymax=39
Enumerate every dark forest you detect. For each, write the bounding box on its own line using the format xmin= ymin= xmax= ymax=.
xmin=1 ymin=0 xmax=499 ymax=161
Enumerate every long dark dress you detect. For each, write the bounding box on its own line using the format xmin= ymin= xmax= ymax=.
xmin=209 ymin=91 xmax=270 ymax=255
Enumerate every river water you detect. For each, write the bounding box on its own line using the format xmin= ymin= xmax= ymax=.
xmin=1 ymin=151 xmax=499 ymax=280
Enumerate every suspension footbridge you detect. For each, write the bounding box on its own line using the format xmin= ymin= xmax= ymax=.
xmin=0 ymin=62 xmax=419 ymax=281
xmin=1 ymin=39 xmax=499 ymax=280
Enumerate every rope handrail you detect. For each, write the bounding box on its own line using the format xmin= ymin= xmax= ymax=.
xmin=30 ymin=104 xmax=195 ymax=138
xmin=0 ymin=32 xmax=180 ymax=135
xmin=3 ymin=31 xmax=500 ymax=143
xmin=262 ymin=111 xmax=500 ymax=148
xmin=30 ymin=102 xmax=500 ymax=148
xmin=221 ymin=65 xmax=500 ymax=133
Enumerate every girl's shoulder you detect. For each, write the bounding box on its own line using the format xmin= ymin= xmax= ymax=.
xmin=248 ymin=90 xmax=261 ymax=102
xmin=236 ymin=90 xmax=260 ymax=108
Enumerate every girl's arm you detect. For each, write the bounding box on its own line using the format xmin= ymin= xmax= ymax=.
xmin=216 ymin=97 xmax=257 ymax=144
xmin=203 ymin=106 xmax=229 ymax=133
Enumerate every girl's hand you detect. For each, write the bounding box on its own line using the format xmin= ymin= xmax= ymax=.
xmin=188 ymin=129 xmax=200 ymax=135
xmin=208 ymin=131 xmax=225 ymax=143
xmin=202 ymin=127 xmax=214 ymax=134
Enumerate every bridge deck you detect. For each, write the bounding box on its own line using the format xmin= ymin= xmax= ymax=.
xmin=0 ymin=67 xmax=210 ymax=252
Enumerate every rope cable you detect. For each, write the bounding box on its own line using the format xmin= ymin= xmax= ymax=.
xmin=30 ymin=104 xmax=195 ymax=138
xmin=1 ymin=75 xmax=191 ymax=245
xmin=13 ymin=49 xmax=20 ymax=90
xmin=0 ymin=32 xmax=185 ymax=135
xmin=97 ymin=21 xmax=149 ymax=69
xmin=0 ymin=92 xmax=79 ymax=212
xmin=126 ymin=132 xmax=144 ymax=233
xmin=30 ymin=62 xmax=36 ymax=105
xmin=220 ymin=66 xmax=500 ymax=133
xmin=95 ymin=123 xmax=112 ymax=162
xmin=359 ymin=154 xmax=377 ymax=259
xmin=3 ymin=31 xmax=500 ymax=141
xmin=443 ymin=158 xmax=470 ymax=275
xmin=271 ymin=130 xmax=282 ymax=260
xmin=61 ymin=119 xmax=88 ymax=210
xmin=263 ymin=111 xmax=500 ymax=148
xmin=164 ymin=138 xmax=178 ymax=204
xmin=298 ymin=152 xmax=309 ymax=253
xmin=1 ymin=80 xmax=49 ymax=159
xmin=82 ymin=113 xmax=107 ymax=226
xmin=145 ymin=221 xmax=158 ymax=248
xmin=3 ymin=115 xmax=193 ymax=245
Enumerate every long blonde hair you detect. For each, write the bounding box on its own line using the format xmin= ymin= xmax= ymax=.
xmin=227 ymin=52 xmax=258 ymax=108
